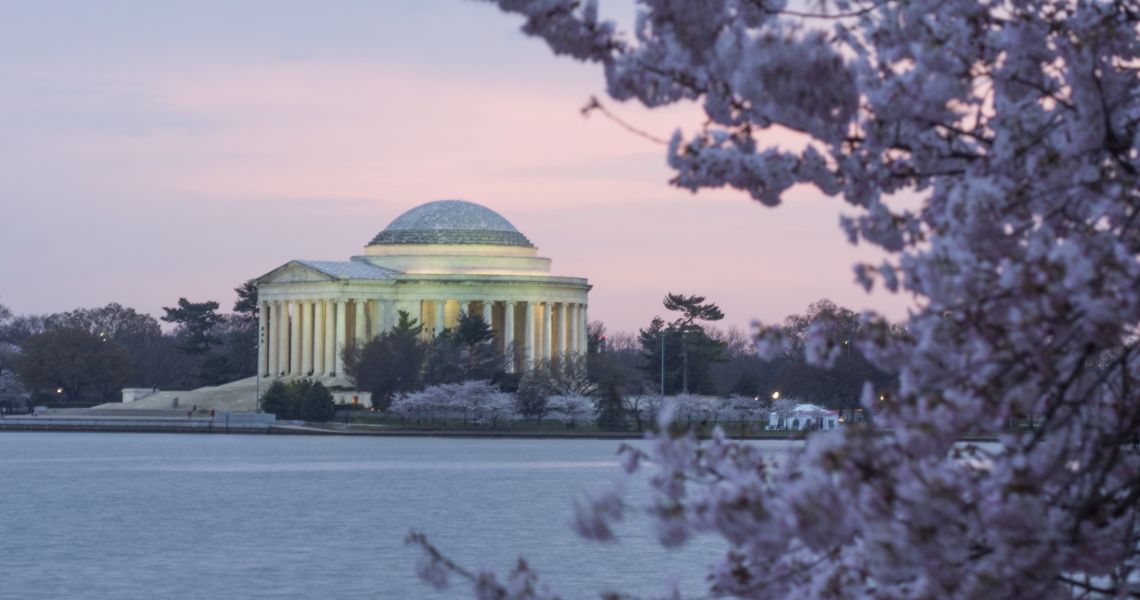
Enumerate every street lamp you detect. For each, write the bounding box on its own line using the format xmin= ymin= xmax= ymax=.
xmin=771 ymin=391 xmax=780 ymax=400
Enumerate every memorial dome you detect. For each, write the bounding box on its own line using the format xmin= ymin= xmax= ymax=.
xmin=368 ymin=199 xmax=534 ymax=248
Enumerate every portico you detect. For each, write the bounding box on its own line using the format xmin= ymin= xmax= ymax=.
xmin=255 ymin=200 xmax=591 ymax=379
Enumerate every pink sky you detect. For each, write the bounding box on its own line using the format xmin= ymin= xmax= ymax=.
xmin=0 ymin=1 xmax=915 ymax=335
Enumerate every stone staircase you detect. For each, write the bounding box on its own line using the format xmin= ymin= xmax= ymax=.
xmin=96 ymin=375 xmax=364 ymax=413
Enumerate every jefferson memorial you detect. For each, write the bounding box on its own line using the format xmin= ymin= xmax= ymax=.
xmin=254 ymin=199 xmax=591 ymax=379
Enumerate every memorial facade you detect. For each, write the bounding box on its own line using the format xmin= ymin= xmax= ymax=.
xmin=255 ymin=199 xmax=591 ymax=379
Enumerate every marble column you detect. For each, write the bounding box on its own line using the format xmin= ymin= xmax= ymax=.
xmin=482 ymin=300 xmax=493 ymax=327
xmin=354 ymin=299 xmax=366 ymax=347
xmin=324 ymin=300 xmax=336 ymax=376
xmin=335 ymin=300 xmax=347 ymax=375
xmin=314 ymin=301 xmax=326 ymax=376
xmin=579 ymin=304 xmax=588 ymax=355
xmin=558 ymin=303 xmax=570 ymax=357
xmin=381 ymin=300 xmax=394 ymax=335
xmin=277 ymin=300 xmax=289 ymax=376
xmin=435 ymin=300 xmax=445 ymax=335
xmin=370 ymin=300 xmax=382 ymax=339
xmin=562 ymin=303 xmax=574 ymax=357
xmin=267 ymin=301 xmax=279 ymax=377
xmin=300 ymin=300 xmax=313 ymax=375
xmin=522 ymin=301 xmax=534 ymax=368
xmin=257 ymin=301 xmax=267 ymax=376
xmin=288 ymin=300 xmax=301 ymax=375
xmin=503 ymin=301 xmax=516 ymax=373
xmin=573 ymin=303 xmax=584 ymax=354
xmin=541 ymin=302 xmax=552 ymax=360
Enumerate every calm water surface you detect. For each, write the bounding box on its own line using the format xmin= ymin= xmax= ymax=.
xmin=0 ymin=432 xmax=794 ymax=599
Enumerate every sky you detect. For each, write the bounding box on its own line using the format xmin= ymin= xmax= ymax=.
xmin=0 ymin=0 xmax=915 ymax=335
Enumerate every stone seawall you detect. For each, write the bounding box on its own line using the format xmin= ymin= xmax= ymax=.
xmin=0 ymin=412 xmax=275 ymax=434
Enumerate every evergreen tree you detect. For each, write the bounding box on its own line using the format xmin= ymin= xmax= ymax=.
xmin=663 ymin=294 xmax=726 ymax=394
xmin=161 ymin=298 xmax=223 ymax=355
xmin=638 ymin=294 xmax=727 ymax=395
xmin=456 ymin=310 xmax=494 ymax=346
xmin=232 ymin=279 xmax=259 ymax=323
xmin=637 ymin=317 xmax=683 ymax=394
xmin=259 ymin=380 xmax=292 ymax=417
xmin=423 ymin=312 xmax=504 ymax=386
xmin=594 ymin=384 xmax=628 ymax=431
xmin=300 ymin=381 xmax=335 ymax=422
xmin=346 ymin=310 xmax=426 ymax=410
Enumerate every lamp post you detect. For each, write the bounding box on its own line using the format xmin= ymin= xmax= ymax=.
xmin=659 ymin=330 xmax=665 ymax=399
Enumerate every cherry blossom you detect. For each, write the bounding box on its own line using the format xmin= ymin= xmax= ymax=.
xmin=417 ymin=0 xmax=1140 ymax=597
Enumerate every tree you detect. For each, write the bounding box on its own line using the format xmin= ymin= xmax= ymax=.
xmin=390 ymin=380 xmax=516 ymax=427
xmin=455 ymin=310 xmax=494 ymax=346
xmin=161 ymin=298 xmax=223 ymax=355
xmin=412 ymin=2 xmax=1140 ymax=598
xmin=203 ymin=314 xmax=257 ymax=386
xmin=47 ymin=303 xmax=177 ymax=389
xmin=0 ymin=314 xmax=48 ymax=345
xmin=588 ymin=322 xmax=649 ymax=396
xmin=593 ymin=384 xmax=628 ymax=431
xmin=232 ymin=279 xmax=259 ymax=324
xmin=0 ymin=339 xmax=29 ymax=414
xmin=259 ymin=380 xmax=292 ymax=418
xmin=11 ymin=328 xmax=131 ymax=403
xmin=638 ymin=297 xmax=725 ymax=395
xmin=662 ymin=294 xmax=726 ymax=394
xmin=547 ymin=394 xmax=594 ymax=427
xmin=162 ymin=298 xmax=257 ymax=386
xmin=300 ymin=381 xmax=336 ymax=422
xmin=586 ymin=320 xmax=606 ymax=354
xmin=260 ymin=378 xmax=323 ymax=420
xmin=423 ymin=312 xmax=505 ymax=386
xmin=514 ymin=368 xmax=554 ymax=424
xmin=346 ymin=311 xmax=426 ymax=410
xmin=760 ymin=299 xmax=898 ymax=411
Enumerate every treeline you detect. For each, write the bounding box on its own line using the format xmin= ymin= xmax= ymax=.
xmin=338 ymin=295 xmax=899 ymax=426
xmin=598 ymin=297 xmax=900 ymax=412
xmin=1 ymin=287 xmax=900 ymax=419
xmin=0 ymin=281 xmax=260 ymax=410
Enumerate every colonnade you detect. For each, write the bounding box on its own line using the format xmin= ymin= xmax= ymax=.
xmin=257 ymin=297 xmax=588 ymax=378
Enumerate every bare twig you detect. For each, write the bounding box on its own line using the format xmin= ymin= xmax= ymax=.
xmin=581 ymin=96 xmax=670 ymax=145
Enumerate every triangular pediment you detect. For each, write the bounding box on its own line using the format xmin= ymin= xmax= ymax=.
xmin=257 ymin=261 xmax=336 ymax=284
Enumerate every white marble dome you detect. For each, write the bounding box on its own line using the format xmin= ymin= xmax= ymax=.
xmin=368 ymin=199 xmax=534 ymax=248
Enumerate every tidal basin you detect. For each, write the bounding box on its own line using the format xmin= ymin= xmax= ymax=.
xmin=0 ymin=433 xmax=791 ymax=599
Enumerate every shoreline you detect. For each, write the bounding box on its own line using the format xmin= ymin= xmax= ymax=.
xmin=0 ymin=419 xmax=1001 ymax=442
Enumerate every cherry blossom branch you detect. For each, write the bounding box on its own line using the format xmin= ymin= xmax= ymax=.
xmin=580 ymin=96 xmax=669 ymax=145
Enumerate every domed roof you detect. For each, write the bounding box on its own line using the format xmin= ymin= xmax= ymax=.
xmin=368 ymin=199 xmax=534 ymax=247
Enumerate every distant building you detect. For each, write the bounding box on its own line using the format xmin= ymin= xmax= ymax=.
xmin=255 ymin=199 xmax=591 ymax=378
xmin=769 ymin=403 xmax=840 ymax=430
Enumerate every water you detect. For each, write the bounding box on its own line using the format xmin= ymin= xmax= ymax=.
xmin=0 ymin=432 xmax=793 ymax=599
